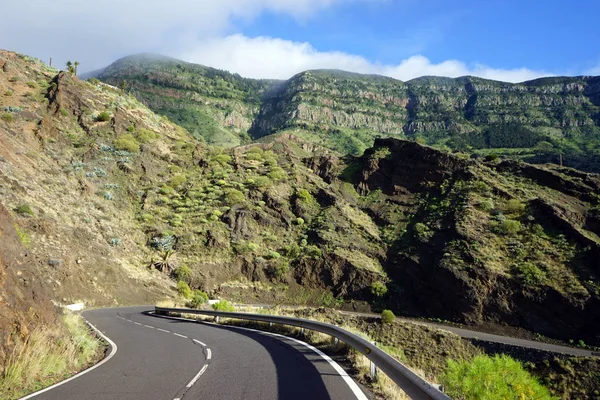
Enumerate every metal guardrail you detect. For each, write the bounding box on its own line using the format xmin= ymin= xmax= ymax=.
xmin=155 ymin=306 xmax=451 ymax=400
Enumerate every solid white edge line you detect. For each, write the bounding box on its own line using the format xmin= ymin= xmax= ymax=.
xmin=18 ymin=320 xmax=118 ymax=400
xmin=235 ymin=326 xmax=368 ymax=400
xmin=186 ymin=364 xmax=209 ymax=388
xmin=153 ymin=313 xmax=367 ymax=400
xmin=206 ymin=348 xmax=212 ymax=360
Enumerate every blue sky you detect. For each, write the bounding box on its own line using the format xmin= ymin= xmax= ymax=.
xmin=1 ymin=0 xmax=599 ymax=82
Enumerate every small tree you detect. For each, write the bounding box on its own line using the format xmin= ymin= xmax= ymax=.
xmin=150 ymin=249 xmax=176 ymax=274
xmin=73 ymin=61 xmax=80 ymax=76
xmin=65 ymin=61 xmax=73 ymax=74
xmin=119 ymin=80 xmax=127 ymax=92
xmin=381 ymin=309 xmax=395 ymax=324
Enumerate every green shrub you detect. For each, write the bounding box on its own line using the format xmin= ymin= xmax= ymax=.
xmin=295 ymin=217 xmax=305 ymax=225
xmin=213 ymin=154 xmax=232 ymax=166
xmin=370 ymin=281 xmax=388 ymax=297
xmin=504 ymin=199 xmax=526 ymax=215
xmin=305 ymin=245 xmax=322 ymax=258
xmin=224 ymin=188 xmax=245 ymax=204
xmin=4 ymin=90 xmax=13 ymax=96
xmin=473 ymin=181 xmax=490 ymax=193
xmin=114 ymin=134 xmax=140 ymax=153
xmin=174 ymin=265 xmax=192 ymax=283
xmin=496 ymin=219 xmax=521 ymax=235
xmin=441 ymin=354 xmax=553 ymax=400
xmin=485 ymin=153 xmax=499 ymax=162
xmin=169 ymin=175 xmax=187 ymax=188
xmin=87 ymin=78 xmax=100 ymax=85
xmin=136 ymin=128 xmax=158 ymax=143
xmin=177 ymin=281 xmax=192 ymax=299
xmin=27 ymin=81 xmax=37 ymax=89
xmin=13 ymin=204 xmax=34 ymax=217
xmin=478 ymin=199 xmax=494 ymax=212
xmin=381 ymin=309 xmax=395 ymax=324
xmin=266 ymin=251 xmax=281 ymax=260
xmin=414 ymin=222 xmax=433 ymax=242
xmin=512 ymin=262 xmax=547 ymax=285
xmin=1 ymin=113 xmax=14 ymax=123
xmin=267 ymin=260 xmax=290 ymax=279
xmin=188 ymin=290 xmax=209 ymax=308
xmin=96 ymin=111 xmax=111 ymax=122
xmin=212 ymin=300 xmax=235 ymax=312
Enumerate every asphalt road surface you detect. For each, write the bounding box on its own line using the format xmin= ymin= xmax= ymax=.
xmin=26 ymin=307 xmax=368 ymax=400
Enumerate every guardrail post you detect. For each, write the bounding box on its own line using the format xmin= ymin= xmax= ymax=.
xmin=215 ymin=316 xmax=219 ymax=323
xmin=300 ymin=327 xmax=305 ymax=336
xmin=370 ymin=342 xmax=378 ymax=381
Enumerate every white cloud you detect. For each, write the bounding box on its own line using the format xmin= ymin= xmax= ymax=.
xmin=182 ymin=35 xmax=550 ymax=82
xmin=0 ymin=0 xmax=352 ymax=70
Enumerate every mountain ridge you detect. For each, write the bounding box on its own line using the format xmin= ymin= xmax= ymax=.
xmin=91 ymin=53 xmax=600 ymax=172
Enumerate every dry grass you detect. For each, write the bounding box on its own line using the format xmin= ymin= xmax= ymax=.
xmin=0 ymin=312 xmax=102 ymax=399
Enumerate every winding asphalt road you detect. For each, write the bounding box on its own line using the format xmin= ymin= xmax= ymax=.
xmin=26 ymin=307 xmax=369 ymax=400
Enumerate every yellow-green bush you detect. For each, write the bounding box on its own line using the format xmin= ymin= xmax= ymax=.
xmin=114 ymin=134 xmax=140 ymax=153
xmin=441 ymin=354 xmax=554 ymax=400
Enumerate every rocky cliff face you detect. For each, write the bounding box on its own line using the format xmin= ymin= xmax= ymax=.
xmin=350 ymin=138 xmax=600 ymax=345
xmin=252 ymin=72 xmax=600 ymax=145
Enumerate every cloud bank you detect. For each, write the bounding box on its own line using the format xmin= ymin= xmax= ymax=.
xmin=182 ymin=35 xmax=549 ymax=82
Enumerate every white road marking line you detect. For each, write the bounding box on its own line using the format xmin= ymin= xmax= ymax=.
xmin=186 ymin=364 xmax=209 ymax=388
xmin=19 ymin=320 xmax=118 ymax=400
xmin=126 ymin=319 xmax=132 ymax=322
xmin=144 ymin=325 xmax=154 ymax=329
xmin=193 ymin=339 xmax=206 ymax=347
xmin=157 ymin=328 xmax=171 ymax=333
xmin=206 ymin=348 xmax=212 ymax=360
xmin=173 ymin=333 xmax=188 ymax=339
xmin=133 ymin=322 xmax=142 ymax=326
xmin=225 ymin=324 xmax=368 ymax=400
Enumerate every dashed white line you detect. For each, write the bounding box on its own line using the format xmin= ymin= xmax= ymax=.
xmin=157 ymin=328 xmax=171 ymax=333
xmin=144 ymin=325 xmax=154 ymax=329
xmin=126 ymin=319 xmax=132 ymax=322
xmin=173 ymin=333 xmax=188 ymax=339
xmin=186 ymin=364 xmax=209 ymax=388
xmin=133 ymin=322 xmax=142 ymax=326
xmin=193 ymin=339 xmax=206 ymax=347
xmin=206 ymin=348 xmax=212 ymax=360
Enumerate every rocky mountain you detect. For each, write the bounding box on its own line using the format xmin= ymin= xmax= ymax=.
xmin=93 ymin=54 xmax=278 ymax=147
xmin=2 ymin=50 xmax=600 ymax=352
xmin=94 ymin=56 xmax=600 ymax=171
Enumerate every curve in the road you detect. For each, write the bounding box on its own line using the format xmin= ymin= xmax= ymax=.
xmin=22 ymin=307 xmax=369 ymax=400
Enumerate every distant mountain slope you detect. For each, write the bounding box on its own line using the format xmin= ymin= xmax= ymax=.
xmin=94 ymin=55 xmax=600 ymax=171
xmin=95 ymin=54 xmax=280 ymax=147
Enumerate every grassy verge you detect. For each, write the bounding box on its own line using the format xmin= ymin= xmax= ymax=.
xmin=0 ymin=312 xmax=104 ymax=399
